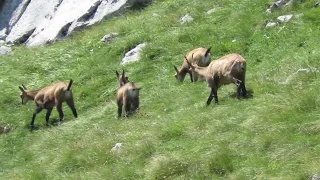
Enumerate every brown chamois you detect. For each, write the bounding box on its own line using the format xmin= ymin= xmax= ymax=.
xmin=19 ymin=79 xmax=77 ymax=129
xmin=116 ymin=70 xmax=129 ymax=87
xmin=174 ymin=47 xmax=211 ymax=82
xmin=186 ymin=53 xmax=248 ymax=105
xmin=116 ymin=81 xmax=141 ymax=118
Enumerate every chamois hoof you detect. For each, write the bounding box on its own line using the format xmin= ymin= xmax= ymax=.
xmin=29 ymin=125 xmax=39 ymax=131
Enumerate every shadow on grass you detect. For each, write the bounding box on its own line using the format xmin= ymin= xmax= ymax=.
xmin=228 ymin=89 xmax=254 ymax=99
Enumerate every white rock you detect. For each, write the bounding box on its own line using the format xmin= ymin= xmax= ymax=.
xmin=265 ymin=21 xmax=278 ymax=28
xmin=0 ymin=46 xmax=12 ymax=56
xmin=2 ymin=0 xmax=152 ymax=46
xmin=277 ymin=14 xmax=293 ymax=23
xmin=6 ymin=0 xmax=60 ymax=44
xmin=0 ymin=29 xmax=7 ymax=40
xmin=121 ymin=43 xmax=147 ymax=65
xmin=110 ymin=143 xmax=123 ymax=152
xmin=100 ymin=32 xmax=118 ymax=43
xmin=206 ymin=8 xmax=216 ymax=14
xmin=179 ymin=14 xmax=193 ymax=24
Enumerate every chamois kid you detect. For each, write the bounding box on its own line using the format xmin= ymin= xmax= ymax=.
xmin=174 ymin=47 xmax=211 ymax=82
xmin=116 ymin=70 xmax=129 ymax=87
xmin=19 ymin=79 xmax=77 ymax=129
xmin=186 ymin=53 xmax=248 ymax=105
xmin=116 ymin=77 xmax=141 ymax=118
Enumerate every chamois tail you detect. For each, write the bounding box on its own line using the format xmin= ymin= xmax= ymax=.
xmin=67 ymin=79 xmax=73 ymax=91
xmin=205 ymin=46 xmax=211 ymax=57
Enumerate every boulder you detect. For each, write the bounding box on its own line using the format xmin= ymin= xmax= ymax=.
xmin=179 ymin=14 xmax=194 ymax=24
xmin=0 ymin=0 xmax=153 ymax=47
xmin=121 ymin=43 xmax=147 ymax=65
xmin=277 ymin=14 xmax=293 ymax=23
xmin=100 ymin=32 xmax=118 ymax=43
xmin=6 ymin=0 xmax=60 ymax=44
xmin=0 ymin=46 xmax=12 ymax=56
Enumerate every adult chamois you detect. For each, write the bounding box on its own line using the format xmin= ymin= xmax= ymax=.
xmin=186 ymin=53 xmax=248 ymax=105
xmin=174 ymin=47 xmax=211 ymax=82
xmin=19 ymin=79 xmax=77 ymax=129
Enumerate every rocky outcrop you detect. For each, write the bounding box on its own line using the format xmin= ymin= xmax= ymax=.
xmin=121 ymin=43 xmax=147 ymax=65
xmin=0 ymin=0 xmax=152 ymax=47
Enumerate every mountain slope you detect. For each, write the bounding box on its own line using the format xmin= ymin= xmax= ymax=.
xmin=1 ymin=0 xmax=320 ymax=179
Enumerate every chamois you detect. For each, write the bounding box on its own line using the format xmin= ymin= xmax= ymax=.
xmin=174 ymin=47 xmax=211 ymax=82
xmin=116 ymin=81 xmax=141 ymax=118
xmin=186 ymin=53 xmax=248 ymax=105
xmin=19 ymin=79 xmax=77 ymax=129
xmin=116 ymin=70 xmax=129 ymax=87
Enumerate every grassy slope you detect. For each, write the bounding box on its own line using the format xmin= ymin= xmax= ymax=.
xmin=1 ymin=0 xmax=320 ymax=179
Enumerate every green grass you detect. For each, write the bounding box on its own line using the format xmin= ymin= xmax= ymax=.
xmin=1 ymin=0 xmax=320 ymax=179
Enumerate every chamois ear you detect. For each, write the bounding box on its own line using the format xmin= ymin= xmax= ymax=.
xmin=116 ymin=70 xmax=120 ymax=78
xmin=173 ymin=65 xmax=179 ymax=73
xmin=205 ymin=46 xmax=211 ymax=56
xmin=19 ymin=86 xmax=25 ymax=92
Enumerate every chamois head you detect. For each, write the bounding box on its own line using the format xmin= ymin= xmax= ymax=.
xmin=173 ymin=65 xmax=185 ymax=82
xmin=116 ymin=70 xmax=129 ymax=87
xmin=184 ymin=54 xmax=200 ymax=82
xmin=18 ymin=84 xmax=31 ymax=104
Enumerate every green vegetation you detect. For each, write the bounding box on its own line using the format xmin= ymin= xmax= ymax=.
xmin=1 ymin=0 xmax=320 ymax=179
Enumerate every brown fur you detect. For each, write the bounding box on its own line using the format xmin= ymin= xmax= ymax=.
xmin=116 ymin=70 xmax=129 ymax=87
xmin=116 ymin=82 xmax=141 ymax=118
xmin=174 ymin=47 xmax=211 ymax=82
xmin=186 ymin=53 xmax=248 ymax=105
xmin=19 ymin=79 xmax=77 ymax=129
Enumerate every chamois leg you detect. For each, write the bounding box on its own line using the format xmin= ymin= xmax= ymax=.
xmin=228 ymin=76 xmax=242 ymax=99
xmin=56 ymin=102 xmax=64 ymax=122
xmin=45 ymin=108 xmax=53 ymax=126
xmin=66 ymin=99 xmax=78 ymax=118
xmin=117 ymin=100 xmax=123 ymax=118
xmin=207 ymin=87 xmax=218 ymax=105
xmin=240 ymin=81 xmax=248 ymax=98
xmin=133 ymin=98 xmax=140 ymax=113
xmin=125 ymin=102 xmax=131 ymax=117
xmin=31 ymin=106 xmax=43 ymax=129
xmin=188 ymin=71 xmax=193 ymax=82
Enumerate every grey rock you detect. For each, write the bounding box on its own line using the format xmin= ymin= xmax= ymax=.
xmin=121 ymin=43 xmax=147 ymax=65
xmin=310 ymin=174 xmax=320 ymax=180
xmin=0 ymin=46 xmax=12 ymax=56
xmin=265 ymin=21 xmax=278 ymax=28
xmin=179 ymin=14 xmax=193 ymax=24
xmin=0 ymin=0 xmax=26 ymax=31
xmin=277 ymin=14 xmax=293 ymax=23
xmin=267 ymin=0 xmax=293 ymax=13
xmin=206 ymin=8 xmax=216 ymax=14
xmin=2 ymin=0 xmax=153 ymax=47
xmin=0 ymin=29 xmax=7 ymax=40
xmin=101 ymin=32 xmax=118 ymax=43
xmin=6 ymin=0 xmax=60 ymax=44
